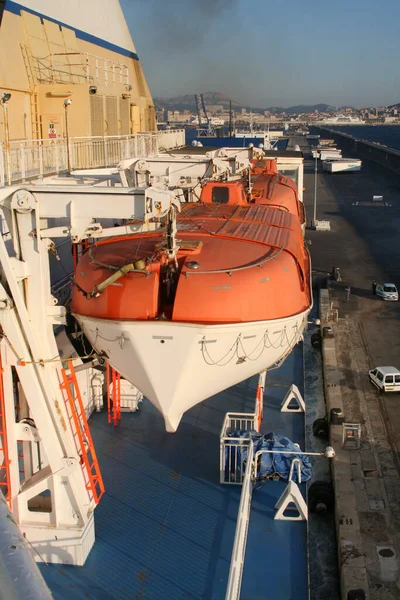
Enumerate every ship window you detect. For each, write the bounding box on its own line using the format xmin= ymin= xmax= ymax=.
xmin=279 ymin=169 xmax=298 ymax=185
xmin=212 ymin=186 xmax=229 ymax=204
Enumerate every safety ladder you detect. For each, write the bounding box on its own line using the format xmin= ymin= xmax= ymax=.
xmin=60 ymin=360 xmax=105 ymax=504
xmin=0 ymin=357 xmax=12 ymax=509
xmin=19 ymin=45 xmax=40 ymax=140
xmin=106 ymin=363 xmax=121 ymax=426
xmin=30 ymin=91 xmax=40 ymax=140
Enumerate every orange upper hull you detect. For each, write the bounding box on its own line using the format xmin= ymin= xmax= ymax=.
xmin=71 ymin=201 xmax=311 ymax=325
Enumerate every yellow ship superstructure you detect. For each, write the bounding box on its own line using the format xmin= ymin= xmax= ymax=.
xmin=0 ymin=0 xmax=156 ymax=143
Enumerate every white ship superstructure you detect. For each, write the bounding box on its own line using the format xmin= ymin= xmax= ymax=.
xmin=316 ymin=115 xmax=364 ymax=125
xmin=0 ymin=0 xmax=156 ymax=142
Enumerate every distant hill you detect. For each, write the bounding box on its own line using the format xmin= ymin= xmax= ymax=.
xmin=388 ymin=102 xmax=400 ymax=111
xmin=154 ymin=92 xmax=240 ymax=112
xmin=271 ymin=104 xmax=336 ymax=115
xmin=154 ymin=93 xmax=336 ymax=115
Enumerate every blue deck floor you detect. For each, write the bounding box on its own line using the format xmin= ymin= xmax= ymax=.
xmin=40 ymin=344 xmax=307 ymax=600
xmin=241 ymin=345 xmax=307 ymax=600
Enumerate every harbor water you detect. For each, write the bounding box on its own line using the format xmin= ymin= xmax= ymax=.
xmin=327 ymin=125 xmax=400 ymax=151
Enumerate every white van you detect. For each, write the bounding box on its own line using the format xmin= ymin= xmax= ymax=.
xmin=375 ymin=283 xmax=398 ymax=301
xmin=369 ymin=366 xmax=400 ymax=392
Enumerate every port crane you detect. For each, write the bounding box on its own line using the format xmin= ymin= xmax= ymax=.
xmin=194 ymin=93 xmax=216 ymax=137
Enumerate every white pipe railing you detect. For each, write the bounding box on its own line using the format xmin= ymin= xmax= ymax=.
xmin=219 ymin=412 xmax=257 ymax=485
xmin=224 ymin=441 xmax=254 ymax=600
xmin=224 ymin=444 xmax=335 ymax=599
xmin=253 ymin=446 xmax=335 ymax=482
xmin=0 ymin=130 xmax=185 ymax=186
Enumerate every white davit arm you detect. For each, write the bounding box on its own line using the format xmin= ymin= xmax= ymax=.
xmin=0 ymin=185 xmax=181 ymax=242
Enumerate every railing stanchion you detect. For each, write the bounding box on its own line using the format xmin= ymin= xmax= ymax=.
xmin=0 ymin=130 xmax=185 ymax=185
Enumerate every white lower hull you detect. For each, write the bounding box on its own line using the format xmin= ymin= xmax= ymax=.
xmin=73 ymin=311 xmax=309 ymax=431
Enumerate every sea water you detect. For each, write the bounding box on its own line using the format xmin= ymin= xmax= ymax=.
xmin=328 ymin=125 xmax=400 ymax=151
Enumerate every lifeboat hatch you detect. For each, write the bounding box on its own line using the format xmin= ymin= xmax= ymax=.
xmin=200 ymin=181 xmax=248 ymax=206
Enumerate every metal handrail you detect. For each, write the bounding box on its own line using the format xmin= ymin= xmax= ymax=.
xmin=224 ymin=441 xmax=254 ymax=600
xmin=0 ymin=130 xmax=185 ymax=186
xmin=289 ymin=457 xmax=302 ymax=483
xmin=254 ymin=447 xmax=335 ymax=481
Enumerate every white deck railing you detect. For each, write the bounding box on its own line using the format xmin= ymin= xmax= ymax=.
xmin=0 ymin=130 xmax=185 ymax=186
xmin=224 ymin=441 xmax=254 ymax=600
xmin=220 ymin=413 xmax=257 ymax=485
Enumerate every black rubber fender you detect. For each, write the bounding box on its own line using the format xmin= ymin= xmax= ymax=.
xmin=312 ymin=417 xmax=329 ymax=438
xmin=311 ymin=332 xmax=321 ymax=349
xmin=308 ymin=481 xmax=335 ymax=513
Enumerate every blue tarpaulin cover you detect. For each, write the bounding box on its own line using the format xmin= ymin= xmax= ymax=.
xmin=225 ymin=431 xmax=312 ymax=483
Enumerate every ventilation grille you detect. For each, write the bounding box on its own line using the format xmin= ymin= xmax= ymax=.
xmin=90 ymin=95 xmax=104 ymax=136
xmin=106 ymin=96 xmax=118 ymax=136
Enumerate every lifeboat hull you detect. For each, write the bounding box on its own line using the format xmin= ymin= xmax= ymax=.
xmin=73 ymin=310 xmax=309 ymax=432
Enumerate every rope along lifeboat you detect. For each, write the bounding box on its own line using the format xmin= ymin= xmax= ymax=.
xmin=71 ymin=173 xmax=311 ymax=432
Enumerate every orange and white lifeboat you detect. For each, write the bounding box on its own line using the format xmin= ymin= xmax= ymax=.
xmin=249 ymin=158 xmax=306 ymax=228
xmin=71 ymin=179 xmax=311 ymax=432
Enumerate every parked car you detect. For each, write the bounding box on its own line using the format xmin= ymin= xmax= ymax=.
xmin=369 ymin=366 xmax=400 ymax=392
xmin=375 ymin=283 xmax=398 ymax=301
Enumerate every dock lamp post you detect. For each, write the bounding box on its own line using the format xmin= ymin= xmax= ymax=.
xmin=1 ymin=92 xmax=12 ymax=186
xmin=313 ymin=152 xmax=318 ymax=227
xmin=64 ymin=98 xmax=72 ymax=174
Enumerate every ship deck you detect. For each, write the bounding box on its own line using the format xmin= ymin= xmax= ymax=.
xmin=40 ymin=344 xmax=307 ymax=600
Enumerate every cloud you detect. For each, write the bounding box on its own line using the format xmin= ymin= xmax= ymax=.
xmin=138 ymin=0 xmax=238 ymax=50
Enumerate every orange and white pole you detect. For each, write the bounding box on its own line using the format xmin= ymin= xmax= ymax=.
xmin=255 ymin=370 xmax=266 ymax=432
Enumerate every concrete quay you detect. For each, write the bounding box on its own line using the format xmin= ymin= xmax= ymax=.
xmin=303 ymin=152 xmax=400 ymax=600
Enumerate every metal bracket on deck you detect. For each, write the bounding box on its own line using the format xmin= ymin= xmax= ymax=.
xmin=281 ymin=384 xmax=305 ymax=413
xmin=275 ymin=480 xmax=308 ymax=521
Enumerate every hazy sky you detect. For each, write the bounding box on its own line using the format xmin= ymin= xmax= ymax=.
xmin=120 ymin=0 xmax=400 ymax=108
